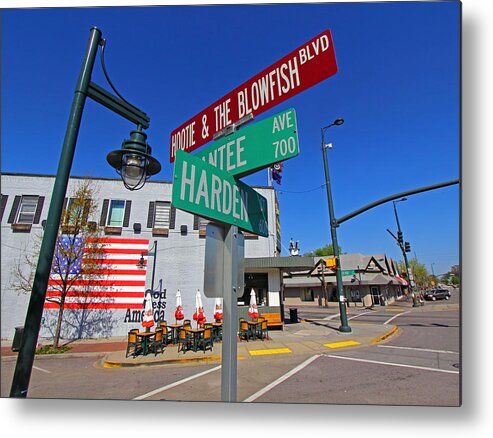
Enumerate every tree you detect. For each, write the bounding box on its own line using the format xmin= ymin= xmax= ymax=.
xmin=398 ymin=257 xmax=430 ymax=290
xmin=441 ymin=264 xmax=460 ymax=286
xmin=303 ymin=243 xmax=342 ymax=257
xmin=12 ymin=180 xmax=109 ymax=349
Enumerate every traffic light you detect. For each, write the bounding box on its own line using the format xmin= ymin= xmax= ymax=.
xmin=397 ymin=231 xmax=403 ymax=245
xmin=404 ymin=241 xmax=411 ymax=252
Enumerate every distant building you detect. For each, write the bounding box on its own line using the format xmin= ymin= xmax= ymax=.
xmin=1 ymin=173 xmax=283 ymax=340
xmin=283 ymin=253 xmax=406 ymax=307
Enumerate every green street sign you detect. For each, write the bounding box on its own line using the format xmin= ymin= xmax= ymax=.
xmin=193 ymin=108 xmax=299 ymax=178
xmin=341 ymin=270 xmax=356 ymax=277
xmin=172 ymin=150 xmax=269 ymax=237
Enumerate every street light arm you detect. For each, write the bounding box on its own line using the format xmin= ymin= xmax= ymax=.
xmin=337 ymin=179 xmax=459 ymax=225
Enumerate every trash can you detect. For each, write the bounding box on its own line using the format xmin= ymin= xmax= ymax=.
xmin=12 ymin=326 xmax=24 ymax=352
xmin=289 ymin=308 xmax=298 ymax=323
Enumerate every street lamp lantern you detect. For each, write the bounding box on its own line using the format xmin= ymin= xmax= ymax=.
xmin=107 ymin=127 xmax=161 ymax=190
xmin=333 ymin=118 xmax=345 ymax=126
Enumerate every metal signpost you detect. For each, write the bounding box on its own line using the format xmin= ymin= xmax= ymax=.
xmin=203 ymin=224 xmax=244 ymax=299
xmin=170 ymin=29 xmax=340 ymax=402
xmin=193 ymin=108 xmax=299 ymax=178
xmin=172 ymin=150 xmax=269 ymax=237
xmin=169 ymin=29 xmax=338 ymax=162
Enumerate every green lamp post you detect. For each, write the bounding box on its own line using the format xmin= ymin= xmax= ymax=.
xmin=321 ymin=118 xmax=351 ymax=333
xmin=10 ymin=26 xmax=161 ymax=398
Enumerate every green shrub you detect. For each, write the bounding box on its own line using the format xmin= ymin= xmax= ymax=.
xmin=35 ymin=345 xmax=71 ymax=355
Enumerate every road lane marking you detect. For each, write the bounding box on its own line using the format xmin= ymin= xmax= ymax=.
xmin=33 ymin=365 xmax=51 ymax=374
xmin=377 ymin=345 xmax=459 ymax=354
xmin=384 ymin=310 xmax=410 ymax=325
xmin=348 ymin=311 xmax=375 ymax=320
xmin=324 ymin=340 xmax=361 ymax=349
xmin=132 ymin=365 xmax=221 ymax=400
xmin=322 ymin=354 xmax=459 ymax=374
xmin=243 ymin=354 xmax=322 ymax=402
xmin=249 ymin=348 xmax=292 ymax=356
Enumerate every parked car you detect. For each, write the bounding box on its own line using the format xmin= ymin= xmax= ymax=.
xmin=424 ymin=288 xmax=451 ymax=301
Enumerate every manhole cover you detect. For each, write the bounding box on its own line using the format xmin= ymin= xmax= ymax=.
xmin=452 ymin=363 xmax=460 ymax=369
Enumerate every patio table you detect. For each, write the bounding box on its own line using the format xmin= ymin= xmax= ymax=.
xmin=186 ymin=328 xmax=205 ymax=352
xmin=137 ymin=332 xmax=155 ymax=356
xmin=168 ymin=323 xmax=184 ymax=345
xmin=247 ymin=321 xmax=261 ymax=339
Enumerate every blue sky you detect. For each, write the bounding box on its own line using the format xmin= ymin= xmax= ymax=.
xmin=1 ymin=2 xmax=460 ymax=276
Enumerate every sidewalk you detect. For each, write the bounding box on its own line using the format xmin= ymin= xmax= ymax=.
xmin=1 ymin=319 xmax=398 ymax=368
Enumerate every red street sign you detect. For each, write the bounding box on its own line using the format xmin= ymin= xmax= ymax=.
xmin=169 ymin=29 xmax=338 ymax=162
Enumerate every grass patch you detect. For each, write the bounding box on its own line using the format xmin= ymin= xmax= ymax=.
xmin=35 ymin=344 xmax=72 ymax=355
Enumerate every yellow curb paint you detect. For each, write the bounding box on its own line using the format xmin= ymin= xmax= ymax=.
xmin=103 ymin=355 xmax=245 ymax=368
xmin=384 ymin=308 xmax=405 ymax=312
xmin=103 ymin=362 xmax=122 ymax=369
xmin=324 ymin=340 xmax=361 ymax=349
xmin=249 ymin=348 xmax=292 ymax=356
xmin=371 ymin=326 xmax=399 ymax=345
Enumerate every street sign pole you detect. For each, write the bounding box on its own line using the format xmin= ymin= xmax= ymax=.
xmin=221 ymin=224 xmax=242 ymax=402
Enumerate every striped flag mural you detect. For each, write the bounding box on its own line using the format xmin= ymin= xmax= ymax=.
xmin=45 ymin=236 xmax=149 ymax=310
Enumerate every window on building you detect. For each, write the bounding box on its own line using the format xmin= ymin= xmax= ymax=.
xmin=63 ymin=197 xmax=90 ymax=225
xmin=7 ymin=195 xmax=45 ymax=224
xmin=17 ymin=196 xmax=39 ymax=223
xmin=146 ymin=202 xmax=175 ymax=236
xmin=108 ymin=200 xmax=125 ymax=226
xmin=99 ymin=199 xmax=132 ymax=228
xmin=154 ymin=202 xmax=171 ymax=228
xmin=7 ymin=195 xmax=45 ymax=231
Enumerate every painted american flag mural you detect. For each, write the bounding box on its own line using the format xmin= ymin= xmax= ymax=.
xmin=45 ymin=236 xmax=149 ymax=310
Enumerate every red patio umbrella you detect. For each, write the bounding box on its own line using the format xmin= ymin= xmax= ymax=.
xmin=248 ymin=288 xmax=259 ymax=320
xmin=175 ymin=289 xmax=184 ymax=323
xmin=193 ymin=289 xmax=206 ymax=327
xmin=214 ymin=298 xmax=223 ymax=320
xmin=142 ymin=292 xmax=155 ymax=331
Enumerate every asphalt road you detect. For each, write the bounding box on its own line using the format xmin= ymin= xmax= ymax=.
xmin=1 ymin=289 xmax=460 ymax=405
xmin=251 ymin=309 xmax=459 ymax=405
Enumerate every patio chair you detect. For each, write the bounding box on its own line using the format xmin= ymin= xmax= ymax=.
xmin=260 ymin=320 xmax=269 ymax=340
xmin=149 ymin=328 xmax=165 ymax=355
xmin=160 ymin=325 xmax=173 ymax=345
xmin=183 ymin=319 xmax=191 ymax=326
xmin=213 ymin=323 xmax=222 ymax=343
xmin=126 ymin=331 xmax=142 ymax=358
xmin=239 ymin=320 xmax=253 ymax=341
xmin=199 ymin=327 xmax=213 ymax=353
xmin=178 ymin=328 xmax=193 ymax=354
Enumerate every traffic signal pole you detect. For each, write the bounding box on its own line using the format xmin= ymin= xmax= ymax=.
xmin=334 ymin=179 xmax=459 ymax=309
xmin=387 ymin=229 xmax=418 ymax=306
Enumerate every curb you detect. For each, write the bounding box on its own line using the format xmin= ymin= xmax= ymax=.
xmin=102 ymin=354 xmax=246 ymax=368
xmin=103 ymin=355 xmax=222 ymax=368
xmin=371 ymin=325 xmax=399 ymax=345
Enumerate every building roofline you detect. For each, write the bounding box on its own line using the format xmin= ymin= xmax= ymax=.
xmin=1 ymin=172 xmax=276 ymax=190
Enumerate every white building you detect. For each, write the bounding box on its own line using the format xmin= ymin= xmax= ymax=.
xmin=1 ymin=173 xmax=283 ymax=341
